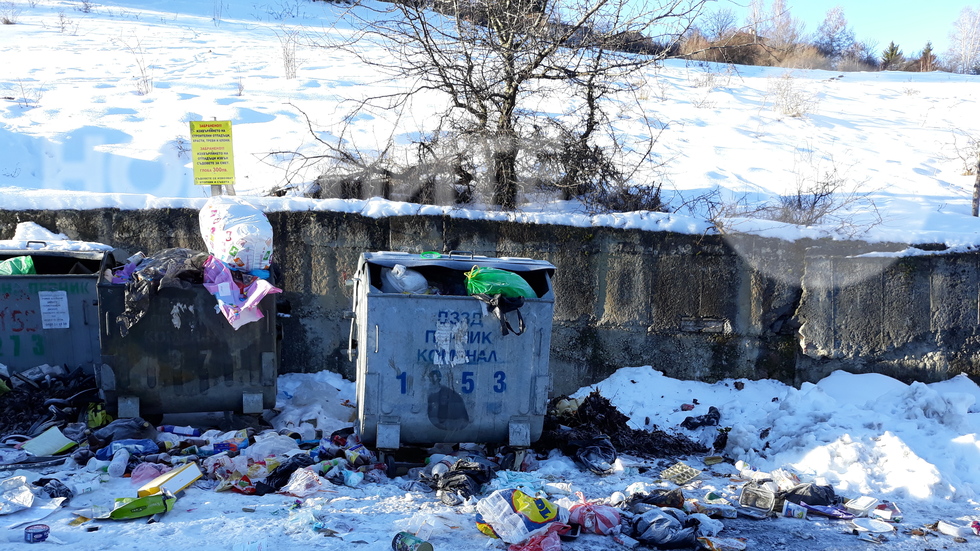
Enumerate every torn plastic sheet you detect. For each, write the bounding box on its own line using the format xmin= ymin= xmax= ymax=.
xmin=202 ymin=255 xmax=281 ymax=330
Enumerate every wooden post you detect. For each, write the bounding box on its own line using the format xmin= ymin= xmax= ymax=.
xmin=973 ymin=160 xmax=980 ymax=217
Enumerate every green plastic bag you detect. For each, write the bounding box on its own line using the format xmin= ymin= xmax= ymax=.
xmin=0 ymin=255 xmax=35 ymax=275
xmin=464 ymin=266 xmax=536 ymax=298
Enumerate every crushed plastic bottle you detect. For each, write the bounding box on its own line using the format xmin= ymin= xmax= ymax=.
xmin=107 ymin=448 xmax=130 ymax=478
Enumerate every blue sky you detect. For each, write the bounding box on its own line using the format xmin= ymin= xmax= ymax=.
xmin=721 ymin=0 xmax=970 ymax=58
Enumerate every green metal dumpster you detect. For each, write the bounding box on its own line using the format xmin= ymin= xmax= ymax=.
xmin=0 ymin=245 xmax=105 ymax=375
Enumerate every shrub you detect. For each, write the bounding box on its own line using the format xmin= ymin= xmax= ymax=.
xmin=775 ymin=45 xmax=831 ymax=70
xmin=766 ymin=73 xmax=817 ymax=117
xmin=1 ymin=1 xmax=20 ymax=24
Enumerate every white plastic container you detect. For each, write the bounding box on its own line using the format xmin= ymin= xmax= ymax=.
xmin=844 ymin=496 xmax=879 ymax=517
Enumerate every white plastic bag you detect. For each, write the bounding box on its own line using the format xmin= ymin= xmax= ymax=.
xmin=199 ymin=196 xmax=273 ymax=273
xmin=381 ymin=264 xmax=428 ymax=293
xmin=279 ymin=468 xmax=326 ymax=497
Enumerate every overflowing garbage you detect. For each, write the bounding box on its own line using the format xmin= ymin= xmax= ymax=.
xmin=3 ymin=371 xmax=979 ymax=550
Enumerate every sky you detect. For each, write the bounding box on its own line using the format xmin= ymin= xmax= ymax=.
xmin=719 ymin=0 xmax=971 ymax=55
xmin=2 ymin=1 xmax=980 ymax=549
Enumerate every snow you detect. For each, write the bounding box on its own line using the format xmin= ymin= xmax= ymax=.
xmin=2 ymin=1 xmax=980 ymax=549
xmin=2 ymin=0 xmax=979 ymax=247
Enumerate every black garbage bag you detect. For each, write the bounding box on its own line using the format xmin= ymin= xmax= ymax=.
xmin=567 ymin=435 xmax=617 ymax=475
xmin=254 ymin=453 xmax=316 ymax=496
xmin=472 ymin=293 xmax=525 ymax=336
xmin=631 ymin=507 xmax=699 ymax=550
xmin=627 ymin=488 xmax=685 ymax=510
xmin=781 ymin=483 xmax=837 ymax=506
xmin=428 ymin=458 xmax=496 ymax=504
xmin=89 ymin=417 xmax=150 ymax=449
xmin=680 ymin=406 xmax=720 ymax=430
xmin=34 ymin=478 xmax=73 ymax=500
xmin=116 ymin=248 xmax=208 ymax=336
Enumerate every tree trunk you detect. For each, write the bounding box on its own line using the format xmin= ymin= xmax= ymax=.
xmin=973 ymin=160 xmax=980 ymax=217
xmin=490 ymin=146 xmax=518 ymax=210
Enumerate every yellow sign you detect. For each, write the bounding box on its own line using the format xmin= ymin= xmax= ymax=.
xmin=190 ymin=120 xmax=236 ymax=186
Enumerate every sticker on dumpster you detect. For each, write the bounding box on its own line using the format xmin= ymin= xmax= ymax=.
xmin=432 ymin=318 xmax=469 ymax=366
xmin=417 ymin=310 xmax=500 ymax=366
xmin=170 ymin=303 xmax=194 ymax=330
xmin=37 ymin=291 xmax=70 ymax=329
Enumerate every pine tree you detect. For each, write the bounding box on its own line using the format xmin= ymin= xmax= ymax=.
xmin=880 ymin=41 xmax=903 ymax=70
xmin=919 ymin=41 xmax=936 ymax=72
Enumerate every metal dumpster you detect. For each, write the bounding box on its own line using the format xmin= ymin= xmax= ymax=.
xmin=349 ymin=251 xmax=555 ymax=450
xmin=0 ymin=245 xmax=105 ymax=375
xmin=96 ymin=250 xmax=277 ymax=418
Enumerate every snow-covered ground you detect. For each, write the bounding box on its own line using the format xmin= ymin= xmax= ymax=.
xmin=2 ymin=368 xmax=980 ymax=550
xmin=3 ymin=1 xmax=980 ymax=549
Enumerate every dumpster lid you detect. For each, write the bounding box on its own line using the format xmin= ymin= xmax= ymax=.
xmin=360 ymin=251 xmax=555 ymax=273
xmin=0 ymin=247 xmax=107 ymax=261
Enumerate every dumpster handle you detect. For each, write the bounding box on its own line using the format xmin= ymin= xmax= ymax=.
xmin=348 ymin=277 xmax=359 ymax=362
xmin=348 ymin=318 xmax=355 ymax=362
xmin=448 ymin=250 xmax=474 ymax=260
xmin=26 ymin=240 xmax=46 ymax=249
xmin=375 ymin=324 xmax=379 ymax=353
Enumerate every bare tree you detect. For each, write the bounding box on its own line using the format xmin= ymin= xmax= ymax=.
xmin=814 ymin=6 xmax=854 ymax=64
xmin=310 ymin=0 xmax=710 ymax=210
xmin=946 ymin=6 xmax=980 ymax=74
xmin=699 ymin=7 xmax=736 ymax=40
xmin=767 ymin=0 xmax=804 ymax=51
xmin=745 ymin=0 xmax=767 ymax=40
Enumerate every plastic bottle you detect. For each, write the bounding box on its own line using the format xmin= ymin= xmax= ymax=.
xmin=69 ymin=476 xmax=103 ymax=496
xmin=108 ymin=448 xmax=130 ymax=478
xmin=86 ymin=457 xmax=111 ymax=474
xmin=425 ymin=455 xmax=453 ymax=477
xmin=172 ymin=454 xmax=199 ymax=465
xmin=143 ymin=453 xmax=172 ymax=464
xmin=157 ymin=425 xmax=202 ymax=437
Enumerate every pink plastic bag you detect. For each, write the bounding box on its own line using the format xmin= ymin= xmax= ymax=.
xmin=568 ymin=492 xmax=621 ymax=535
xmin=508 ymin=523 xmax=566 ymax=551
xmin=130 ymin=462 xmax=171 ymax=485
xmin=202 ymin=255 xmax=281 ymax=329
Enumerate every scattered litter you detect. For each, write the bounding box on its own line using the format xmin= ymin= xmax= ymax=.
xmin=936 ymin=520 xmax=975 ymax=538
xmin=781 ymin=500 xmax=807 ymax=519
xmin=844 ymin=496 xmax=879 ymax=517
xmin=851 ymin=518 xmax=896 ymax=533
xmin=660 ymin=461 xmax=700 ymax=485
xmin=680 ymin=406 xmax=720 ymax=430
xmin=737 ymin=478 xmax=778 ymax=516
xmin=868 ymin=501 xmax=902 ymax=523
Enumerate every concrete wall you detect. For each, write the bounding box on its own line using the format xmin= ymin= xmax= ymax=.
xmin=2 ymin=208 xmax=977 ymax=396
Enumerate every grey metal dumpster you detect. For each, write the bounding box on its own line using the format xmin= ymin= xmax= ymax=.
xmin=0 ymin=245 xmax=104 ymax=375
xmin=96 ymin=250 xmax=277 ymax=418
xmin=349 ymin=251 xmax=555 ymax=450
